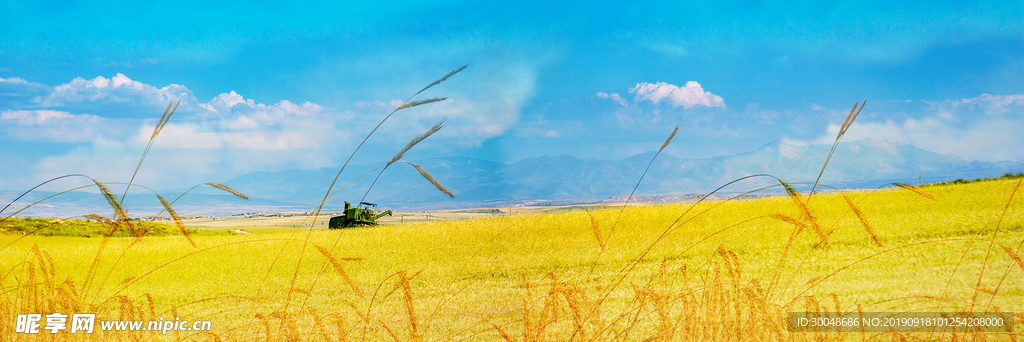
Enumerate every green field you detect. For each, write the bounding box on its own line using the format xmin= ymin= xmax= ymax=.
xmin=1 ymin=178 xmax=1022 ymax=341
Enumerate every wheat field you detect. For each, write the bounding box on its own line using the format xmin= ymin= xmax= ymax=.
xmin=1 ymin=176 xmax=1021 ymax=341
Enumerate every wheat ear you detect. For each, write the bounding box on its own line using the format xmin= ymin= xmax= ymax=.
xmin=156 ymin=194 xmax=196 ymax=247
xmin=121 ymin=101 xmax=180 ymax=204
xmin=810 ymin=101 xmax=865 ymax=196
xmin=407 ymin=163 xmax=455 ymax=198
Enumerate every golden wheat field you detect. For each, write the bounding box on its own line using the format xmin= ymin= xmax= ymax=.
xmin=1 ymin=176 xmax=1022 ymax=341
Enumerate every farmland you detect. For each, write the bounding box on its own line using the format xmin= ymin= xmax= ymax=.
xmin=0 ymin=177 xmax=1021 ymax=341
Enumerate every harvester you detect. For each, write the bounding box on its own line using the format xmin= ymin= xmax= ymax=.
xmin=328 ymin=201 xmax=392 ymax=228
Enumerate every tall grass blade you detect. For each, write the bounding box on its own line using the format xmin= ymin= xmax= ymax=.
xmin=585 ymin=209 xmax=606 ymax=250
xmin=205 ymin=182 xmax=250 ymax=200
xmin=409 ymin=163 xmax=455 ymax=198
xmin=608 ymin=126 xmax=679 ymax=238
xmin=490 ymin=323 xmax=517 ymax=342
xmin=842 ymin=194 xmax=882 ymax=247
xmin=892 ymin=182 xmax=935 ymax=200
xmin=769 ymin=214 xmax=805 ymax=234
xmin=84 ymin=214 xmax=114 ymax=225
xmin=780 ymin=180 xmax=827 ymax=244
xmin=397 ymin=97 xmax=448 ymax=111
xmin=1000 ymin=244 xmax=1024 ymax=273
xmin=810 ymin=101 xmax=865 ymax=196
xmin=94 ymin=180 xmax=139 ymax=237
xmin=399 ymin=271 xmax=423 ymax=342
xmin=660 ymin=126 xmax=678 ymax=152
xmin=388 ymin=122 xmax=443 ymax=166
xmin=156 ymin=194 xmax=196 ymax=247
xmin=1 ymin=174 xmax=89 ymax=217
xmin=314 ymin=244 xmax=364 ymax=298
xmin=414 ymin=65 xmax=467 ymax=97
xmin=121 ymin=100 xmax=180 ymax=204
xmin=361 ymin=123 xmax=445 ymax=204
xmin=95 ymin=181 xmax=128 ymax=221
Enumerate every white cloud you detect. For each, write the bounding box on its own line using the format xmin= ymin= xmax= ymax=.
xmin=198 ymin=90 xmax=326 ymax=129
xmin=1 ymin=110 xmax=107 ymax=142
xmin=2 ymin=69 xmax=533 ymax=191
xmin=930 ymin=93 xmax=1024 ymax=117
xmin=41 ymin=73 xmax=194 ymax=108
xmin=147 ymin=123 xmax=322 ymax=150
xmin=596 ymin=92 xmax=627 ymax=106
xmin=810 ymin=103 xmax=824 ymax=110
xmin=1 ymin=110 xmax=100 ymax=126
xmin=629 ymin=81 xmax=725 ymax=109
xmin=0 ymin=76 xmax=29 ymax=84
xmin=793 ymin=94 xmax=1024 ymax=162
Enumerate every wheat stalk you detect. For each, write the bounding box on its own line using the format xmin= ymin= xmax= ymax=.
xmin=206 ymin=182 xmax=249 ymax=200
xmin=84 ymin=214 xmax=114 ymax=225
xmin=93 ymin=180 xmax=140 ymax=237
xmin=810 ymin=101 xmax=865 ymax=197
xmin=842 ymin=194 xmax=882 ymax=247
xmin=388 ymin=122 xmax=443 ymax=166
xmin=780 ymin=180 xmax=827 ymax=244
xmin=408 ymin=163 xmax=456 ymax=198
xmin=397 ymin=97 xmax=449 ymax=110
xmin=414 ymin=65 xmax=467 ymax=97
xmin=605 ymin=125 xmax=680 ymax=247
xmin=399 ymin=271 xmax=423 ymax=342
xmin=892 ymin=182 xmax=935 ymax=200
xmin=585 ymin=209 xmax=606 ymax=250
xmin=121 ymin=101 xmax=180 ymax=204
xmin=360 ymin=122 xmax=445 ymax=204
xmin=153 ymin=182 xmax=253 ymax=217
xmin=999 ymin=244 xmax=1024 ymax=273
xmin=490 ymin=322 xmax=517 ymax=342
xmin=314 ymin=244 xmax=364 ymax=299
xmin=156 ymin=194 xmax=196 ymax=247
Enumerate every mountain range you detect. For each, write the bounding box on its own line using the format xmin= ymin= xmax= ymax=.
xmin=3 ymin=139 xmax=1021 ymax=216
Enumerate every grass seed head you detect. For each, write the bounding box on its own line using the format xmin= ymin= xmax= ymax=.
xmin=314 ymin=244 xmax=364 ymax=298
xmin=206 ymin=182 xmax=250 ymax=200
xmin=843 ymin=194 xmax=882 ymax=247
xmin=410 ymin=163 xmax=455 ymax=198
xmin=660 ymin=126 xmax=679 ymax=152
xmin=1000 ymin=244 xmax=1024 ymax=273
xmin=397 ymin=97 xmax=448 ymax=110
xmin=893 ymin=182 xmax=935 ymax=200
xmin=414 ymin=65 xmax=467 ymax=97
xmin=157 ymin=194 xmax=196 ymax=247
xmin=388 ymin=122 xmax=443 ymax=166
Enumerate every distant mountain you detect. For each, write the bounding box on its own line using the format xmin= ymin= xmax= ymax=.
xmin=4 ymin=139 xmax=1021 ymax=216
xmin=220 ymin=138 xmax=1020 ymax=208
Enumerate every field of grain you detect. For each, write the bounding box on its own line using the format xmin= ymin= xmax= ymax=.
xmin=1 ymin=177 xmax=1021 ymax=341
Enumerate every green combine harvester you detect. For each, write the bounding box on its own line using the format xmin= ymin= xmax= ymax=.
xmin=329 ymin=201 xmax=393 ymax=228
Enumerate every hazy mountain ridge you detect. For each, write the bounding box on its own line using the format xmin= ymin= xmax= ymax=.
xmin=4 ymin=139 xmax=1021 ymax=216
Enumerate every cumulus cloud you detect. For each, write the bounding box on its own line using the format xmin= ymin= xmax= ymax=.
xmin=197 ymin=90 xmax=326 ymax=129
xmin=0 ymin=77 xmax=50 ymax=108
xmin=1 ymin=70 xmax=531 ymax=190
xmin=629 ymin=81 xmax=725 ymax=109
xmin=929 ymin=93 xmax=1024 ymax=117
xmin=0 ymin=110 xmax=107 ymax=142
xmin=41 ymin=73 xmax=194 ymax=108
xmin=596 ymin=92 xmax=627 ymax=106
xmin=793 ymin=94 xmax=1024 ymax=162
xmin=1 ymin=109 xmax=100 ymax=126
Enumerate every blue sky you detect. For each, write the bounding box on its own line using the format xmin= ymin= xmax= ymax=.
xmin=1 ymin=0 xmax=1021 ymax=191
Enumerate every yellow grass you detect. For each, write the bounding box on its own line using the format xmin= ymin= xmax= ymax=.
xmin=1 ymin=178 xmax=1021 ymax=341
